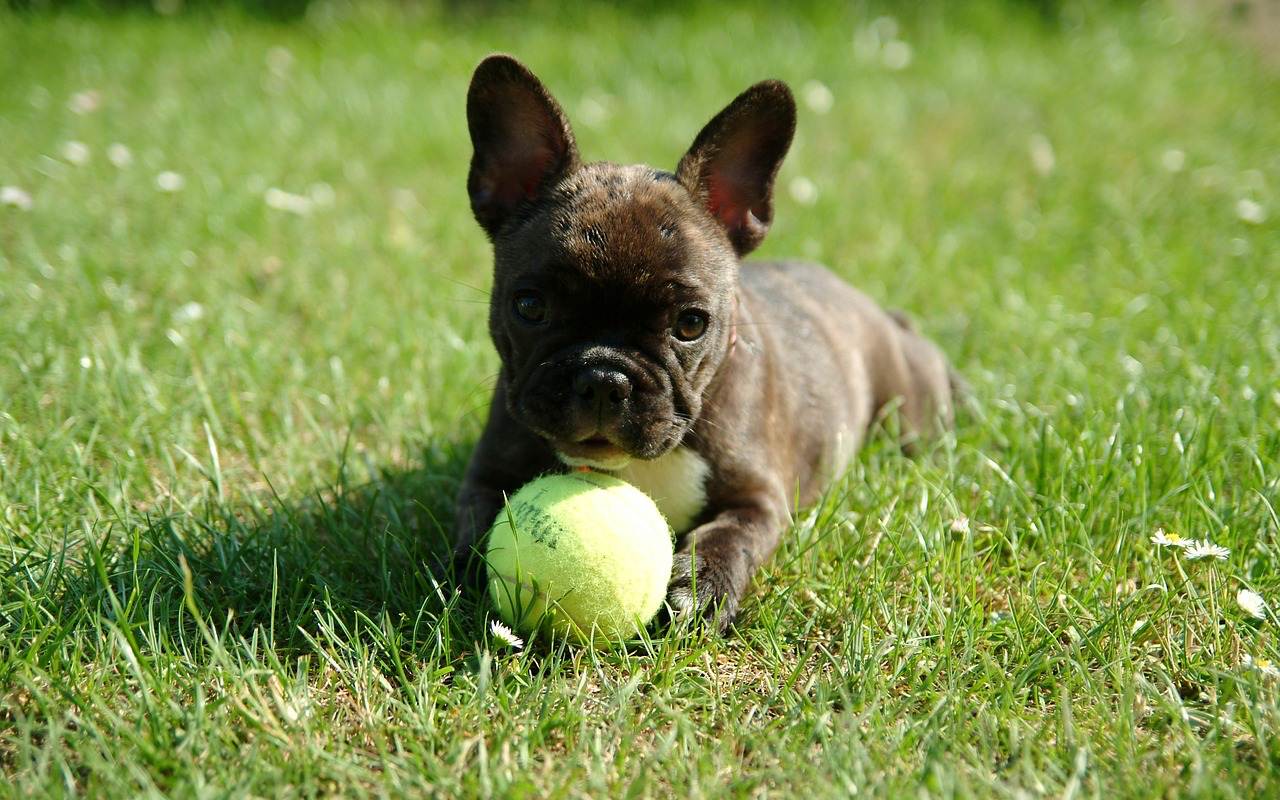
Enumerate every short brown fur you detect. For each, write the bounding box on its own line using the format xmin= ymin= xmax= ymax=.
xmin=454 ymin=54 xmax=958 ymax=632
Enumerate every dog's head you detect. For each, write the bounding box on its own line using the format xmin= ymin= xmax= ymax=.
xmin=467 ymin=55 xmax=795 ymax=469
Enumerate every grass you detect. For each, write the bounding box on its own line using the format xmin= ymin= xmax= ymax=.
xmin=2 ymin=0 xmax=1279 ymax=796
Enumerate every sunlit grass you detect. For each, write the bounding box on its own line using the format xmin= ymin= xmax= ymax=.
xmin=2 ymin=1 xmax=1278 ymax=796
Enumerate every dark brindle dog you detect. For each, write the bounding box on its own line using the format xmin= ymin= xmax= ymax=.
xmin=453 ymin=55 xmax=958 ymax=631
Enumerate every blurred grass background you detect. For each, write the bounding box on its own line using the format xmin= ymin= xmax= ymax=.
xmin=2 ymin=1 xmax=1279 ymax=796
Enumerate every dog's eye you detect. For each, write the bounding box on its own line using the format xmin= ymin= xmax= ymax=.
xmin=673 ymin=310 xmax=708 ymax=342
xmin=513 ymin=291 xmax=548 ymax=324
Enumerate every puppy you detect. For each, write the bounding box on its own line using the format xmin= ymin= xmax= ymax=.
xmin=453 ymin=55 xmax=958 ymax=631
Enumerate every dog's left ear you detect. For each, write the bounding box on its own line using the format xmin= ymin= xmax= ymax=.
xmin=677 ymin=80 xmax=796 ymax=256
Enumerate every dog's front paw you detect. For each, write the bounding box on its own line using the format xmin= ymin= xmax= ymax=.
xmin=666 ymin=552 xmax=739 ymax=633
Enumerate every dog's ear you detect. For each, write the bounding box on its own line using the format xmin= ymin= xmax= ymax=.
xmin=467 ymin=54 xmax=579 ymax=238
xmin=676 ymin=81 xmax=796 ymax=256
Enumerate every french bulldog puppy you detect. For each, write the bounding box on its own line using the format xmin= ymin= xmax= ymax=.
xmin=453 ymin=55 xmax=958 ymax=632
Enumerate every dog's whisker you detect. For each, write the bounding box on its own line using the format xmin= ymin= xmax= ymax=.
xmin=441 ymin=275 xmax=491 ymax=297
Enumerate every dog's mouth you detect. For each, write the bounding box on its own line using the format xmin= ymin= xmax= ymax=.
xmin=555 ymin=434 xmax=633 ymax=471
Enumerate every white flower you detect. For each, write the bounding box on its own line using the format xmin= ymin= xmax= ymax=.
xmin=788 ymin=176 xmax=818 ymax=206
xmin=1 ymin=186 xmax=33 ymax=211
xmin=61 ymin=140 xmax=90 ymax=166
xmin=1236 ymin=199 xmax=1266 ymax=225
xmin=1150 ymin=528 xmax=1191 ymax=548
xmin=1029 ymin=134 xmax=1055 ymax=176
xmin=577 ymin=94 xmax=610 ymax=128
xmin=949 ymin=516 xmax=970 ymax=534
xmin=871 ymin=15 xmax=900 ymax=40
xmin=172 ymin=301 xmax=205 ymax=324
xmin=156 ymin=171 xmax=185 ymax=192
xmin=489 ymin=620 xmax=524 ymax=650
xmin=1237 ymin=589 xmax=1267 ymax=620
xmin=881 ymin=40 xmax=913 ymax=71
xmin=801 ymin=80 xmax=834 ymax=115
xmin=1183 ymin=539 xmax=1230 ymax=561
xmin=68 ymin=89 xmax=102 ymax=114
xmin=264 ymin=187 xmax=312 ymax=215
xmin=308 ymin=182 xmax=335 ymax=206
xmin=1243 ymin=654 xmax=1280 ymax=678
xmin=107 ymin=143 xmax=133 ymax=168
xmin=266 ymin=46 xmax=294 ymax=75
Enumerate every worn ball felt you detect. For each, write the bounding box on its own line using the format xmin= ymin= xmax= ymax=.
xmin=486 ymin=471 xmax=673 ymax=643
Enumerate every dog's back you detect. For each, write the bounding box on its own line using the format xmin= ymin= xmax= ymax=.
xmin=732 ymin=260 xmax=955 ymax=497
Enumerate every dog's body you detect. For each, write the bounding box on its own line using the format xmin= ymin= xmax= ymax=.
xmin=454 ymin=56 xmax=957 ymax=630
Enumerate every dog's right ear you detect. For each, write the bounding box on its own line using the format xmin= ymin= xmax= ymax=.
xmin=467 ymin=55 xmax=579 ymax=238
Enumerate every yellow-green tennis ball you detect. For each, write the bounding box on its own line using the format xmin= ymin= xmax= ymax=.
xmin=486 ymin=471 xmax=673 ymax=644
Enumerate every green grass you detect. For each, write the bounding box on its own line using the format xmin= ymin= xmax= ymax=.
xmin=2 ymin=1 xmax=1279 ymax=796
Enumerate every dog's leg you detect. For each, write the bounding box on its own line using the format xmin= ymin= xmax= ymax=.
xmin=880 ymin=311 xmax=959 ymax=447
xmin=666 ymin=495 xmax=788 ymax=633
xmin=451 ymin=386 xmax=556 ymax=583
xmin=452 ymin=476 xmax=507 ymax=567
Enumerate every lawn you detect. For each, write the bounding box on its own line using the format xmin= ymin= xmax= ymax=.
xmin=2 ymin=0 xmax=1279 ymax=796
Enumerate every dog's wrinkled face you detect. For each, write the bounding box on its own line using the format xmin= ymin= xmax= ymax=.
xmin=492 ymin=164 xmax=738 ymax=468
xmin=466 ymin=55 xmax=794 ymax=468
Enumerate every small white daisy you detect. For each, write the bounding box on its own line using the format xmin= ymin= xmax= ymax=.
xmin=801 ymin=80 xmax=834 ymax=115
xmin=1236 ymin=199 xmax=1266 ymax=225
xmin=1 ymin=185 xmax=33 ymax=211
xmin=871 ymin=15 xmax=900 ymax=41
xmin=1237 ymin=589 xmax=1267 ymax=621
xmin=107 ymin=143 xmax=133 ymax=168
xmin=156 ymin=171 xmax=185 ymax=192
xmin=788 ymin=176 xmax=818 ymax=206
xmin=61 ymin=140 xmax=90 ymax=166
xmin=577 ymin=94 xmax=610 ymax=128
xmin=171 ymin=301 xmax=205 ymax=324
xmin=949 ymin=516 xmax=970 ymax=534
xmin=266 ymin=46 xmax=294 ymax=75
xmin=68 ymin=89 xmax=101 ymax=115
xmin=1160 ymin=148 xmax=1185 ymax=173
xmin=308 ymin=182 xmax=336 ymax=206
xmin=881 ymin=39 xmax=913 ymax=71
xmin=1029 ymin=134 xmax=1055 ymax=176
xmin=264 ymin=187 xmax=312 ymax=215
xmin=1243 ymin=654 xmax=1280 ymax=678
xmin=1149 ymin=528 xmax=1190 ymax=548
xmin=1183 ymin=539 xmax=1230 ymax=561
xmin=489 ymin=620 xmax=524 ymax=650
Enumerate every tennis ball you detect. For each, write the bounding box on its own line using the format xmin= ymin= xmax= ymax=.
xmin=486 ymin=471 xmax=673 ymax=644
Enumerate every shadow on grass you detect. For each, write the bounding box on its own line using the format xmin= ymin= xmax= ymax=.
xmin=4 ymin=435 xmax=486 ymax=683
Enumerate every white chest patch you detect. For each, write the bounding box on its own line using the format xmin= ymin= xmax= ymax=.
xmin=615 ymin=447 xmax=710 ymax=534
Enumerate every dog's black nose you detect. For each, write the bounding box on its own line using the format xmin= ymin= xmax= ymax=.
xmin=573 ymin=367 xmax=632 ymax=411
